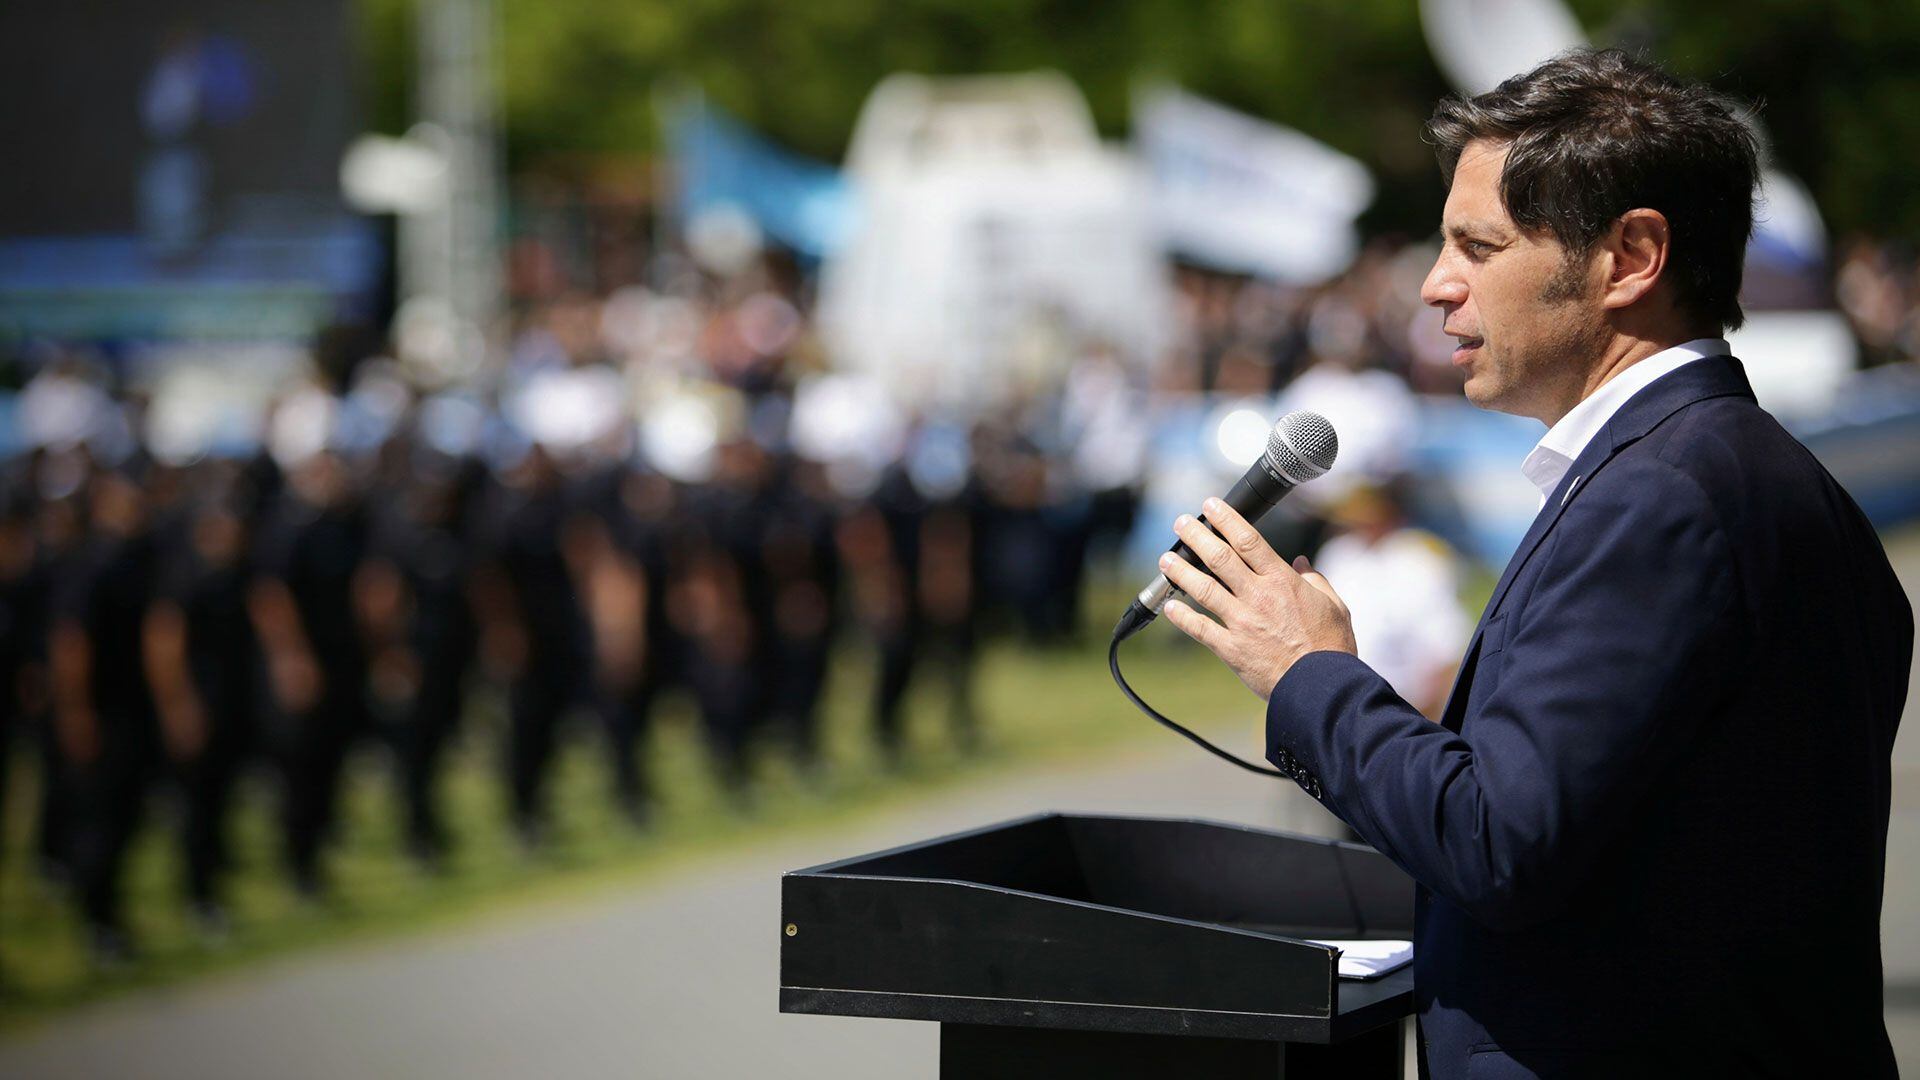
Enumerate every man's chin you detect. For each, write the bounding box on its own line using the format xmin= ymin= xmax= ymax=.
xmin=1462 ymin=376 xmax=1522 ymax=417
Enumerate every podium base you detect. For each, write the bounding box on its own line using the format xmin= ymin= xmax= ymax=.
xmin=939 ymin=1018 xmax=1405 ymax=1079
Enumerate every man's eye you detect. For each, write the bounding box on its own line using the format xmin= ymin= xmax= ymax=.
xmin=1463 ymin=240 xmax=1492 ymax=257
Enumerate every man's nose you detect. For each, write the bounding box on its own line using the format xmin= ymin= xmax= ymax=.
xmin=1421 ymin=255 xmax=1466 ymax=308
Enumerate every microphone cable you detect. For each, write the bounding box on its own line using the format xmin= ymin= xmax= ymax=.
xmin=1108 ymin=602 xmax=1285 ymax=778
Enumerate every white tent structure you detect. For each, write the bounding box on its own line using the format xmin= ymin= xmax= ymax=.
xmin=817 ymin=72 xmax=1169 ymax=413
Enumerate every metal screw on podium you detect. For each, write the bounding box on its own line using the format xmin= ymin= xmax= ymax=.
xmin=785 ymin=923 xmax=798 ymax=937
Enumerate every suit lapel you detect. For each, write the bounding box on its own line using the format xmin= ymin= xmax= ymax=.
xmin=1436 ymin=356 xmax=1757 ymax=729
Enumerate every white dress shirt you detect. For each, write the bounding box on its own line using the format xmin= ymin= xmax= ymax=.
xmin=1520 ymin=338 xmax=1730 ymax=506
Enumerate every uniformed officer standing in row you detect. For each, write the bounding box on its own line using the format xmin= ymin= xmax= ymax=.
xmin=358 ymin=446 xmax=484 ymax=868
xmin=473 ymin=442 xmax=590 ymax=849
xmin=143 ymin=469 xmax=261 ymax=929
xmin=0 ymin=487 xmax=50 ymax=878
xmin=48 ymin=464 xmax=160 ymax=962
xmin=572 ymin=459 xmax=673 ymax=826
xmin=249 ymin=439 xmax=371 ymax=900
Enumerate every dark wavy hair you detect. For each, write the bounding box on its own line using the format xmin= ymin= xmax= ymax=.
xmin=1426 ymin=48 xmax=1760 ymax=331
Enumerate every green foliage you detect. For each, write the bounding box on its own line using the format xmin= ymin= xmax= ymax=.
xmin=355 ymin=0 xmax=417 ymax=136
xmin=359 ymin=0 xmax=1918 ymax=247
xmin=365 ymin=0 xmax=1455 ymax=232
xmin=1591 ymin=0 xmax=1920 ymax=240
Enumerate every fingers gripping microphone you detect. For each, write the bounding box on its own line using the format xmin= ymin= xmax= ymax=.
xmin=1112 ymin=410 xmax=1338 ymax=643
xmin=1108 ymin=410 xmax=1338 ymax=777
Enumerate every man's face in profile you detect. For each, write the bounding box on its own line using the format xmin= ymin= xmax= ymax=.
xmin=1421 ymin=140 xmax=1605 ymax=423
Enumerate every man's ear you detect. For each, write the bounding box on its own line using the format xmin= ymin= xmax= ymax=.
xmin=1600 ymin=209 xmax=1671 ymax=312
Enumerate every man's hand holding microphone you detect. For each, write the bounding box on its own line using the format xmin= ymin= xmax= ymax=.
xmin=1107 ymin=408 xmax=1364 ymax=776
xmin=1157 ymin=497 xmax=1357 ymax=700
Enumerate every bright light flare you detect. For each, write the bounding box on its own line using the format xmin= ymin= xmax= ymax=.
xmin=1214 ymin=407 xmax=1272 ymax=468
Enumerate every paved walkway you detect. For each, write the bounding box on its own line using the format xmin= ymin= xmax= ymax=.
xmin=4 ymin=534 xmax=1917 ymax=1079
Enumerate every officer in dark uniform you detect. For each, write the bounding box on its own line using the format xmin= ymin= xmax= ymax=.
xmin=974 ymin=428 xmax=1065 ymax=643
xmin=474 ymin=444 xmax=590 ymax=847
xmin=0 ymin=486 xmax=50 ymax=866
xmin=861 ymin=464 xmax=937 ymax=761
xmin=144 ymin=470 xmax=259 ymax=927
xmin=671 ymin=438 xmax=772 ymax=795
xmin=839 ymin=424 xmax=984 ymax=765
xmin=837 ymin=474 xmax=911 ymax=764
xmin=919 ymin=476 xmax=980 ymax=751
xmin=250 ymin=447 xmax=370 ymax=899
xmin=29 ymin=475 xmax=87 ymax=885
xmin=574 ymin=460 xmax=673 ymax=826
xmin=361 ymin=449 xmax=481 ymax=866
xmin=758 ymin=456 xmax=841 ymax=770
xmin=48 ymin=465 xmax=161 ymax=962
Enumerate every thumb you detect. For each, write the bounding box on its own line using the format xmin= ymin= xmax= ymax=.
xmin=1292 ymin=555 xmax=1346 ymax=610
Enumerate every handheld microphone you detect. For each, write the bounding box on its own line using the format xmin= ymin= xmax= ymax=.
xmin=1113 ymin=410 xmax=1338 ymax=642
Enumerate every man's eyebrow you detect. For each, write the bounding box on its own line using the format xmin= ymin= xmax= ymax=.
xmin=1444 ymin=221 xmax=1511 ymax=242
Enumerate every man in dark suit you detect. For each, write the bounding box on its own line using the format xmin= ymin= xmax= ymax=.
xmin=1156 ymin=50 xmax=1912 ymax=1077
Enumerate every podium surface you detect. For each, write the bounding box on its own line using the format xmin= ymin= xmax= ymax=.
xmin=781 ymin=813 xmax=1416 ymax=1077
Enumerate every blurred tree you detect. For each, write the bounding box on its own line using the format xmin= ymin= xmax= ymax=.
xmin=1580 ymin=0 xmax=1920 ymax=241
xmin=356 ymin=0 xmax=416 ymax=137
xmin=355 ymin=0 xmax=1920 ymax=242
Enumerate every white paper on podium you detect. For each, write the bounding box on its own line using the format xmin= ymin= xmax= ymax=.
xmin=1307 ymin=939 xmax=1414 ymax=980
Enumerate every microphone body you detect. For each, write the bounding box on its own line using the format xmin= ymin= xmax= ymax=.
xmin=1134 ymin=456 xmax=1294 ymax=615
xmin=1114 ymin=410 xmax=1337 ymax=642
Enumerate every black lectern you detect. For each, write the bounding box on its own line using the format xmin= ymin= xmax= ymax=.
xmin=781 ymin=813 xmax=1416 ymax=1078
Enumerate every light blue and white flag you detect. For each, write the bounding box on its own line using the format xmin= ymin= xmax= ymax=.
xmin=665 ymin=92 xmax=860 ymax=259
xmin=1133 ymin=83 xmax=1375 ymax=284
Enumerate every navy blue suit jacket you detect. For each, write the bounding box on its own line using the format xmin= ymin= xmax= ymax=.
xmin=1268 ymin=356 xmax=1912 ymax=1078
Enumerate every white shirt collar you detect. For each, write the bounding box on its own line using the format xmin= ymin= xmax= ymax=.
xmin=1521 ymin=338 xmax=1729 ymax=504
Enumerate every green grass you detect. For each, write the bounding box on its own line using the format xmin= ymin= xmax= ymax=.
xmin=0 ymin=600 xmax=1264 ymax=1029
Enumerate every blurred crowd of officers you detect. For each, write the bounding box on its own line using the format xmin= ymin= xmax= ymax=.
xmin=0 ymin=235 xmax=1514 ymax=969
xmin=0 ymin=347 xmax=1149 ymax=968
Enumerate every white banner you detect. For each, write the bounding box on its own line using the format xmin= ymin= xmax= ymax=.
xmin=1133 ymin=83 xmax=1375 ymax=284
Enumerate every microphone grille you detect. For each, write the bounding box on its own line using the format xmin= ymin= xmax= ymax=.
xmin=1265 ymin=410 xmax=1339 ymax=484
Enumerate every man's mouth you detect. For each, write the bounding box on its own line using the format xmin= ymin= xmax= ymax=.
xmin=1449 ymin=334 xmax=1483 ymax=365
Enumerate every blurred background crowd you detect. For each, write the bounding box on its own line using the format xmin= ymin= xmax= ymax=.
xmin=1 ymin=237 xmax=1501 ymax=965
xmin=2 ymin=0 xmax=1918 ymax=1001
